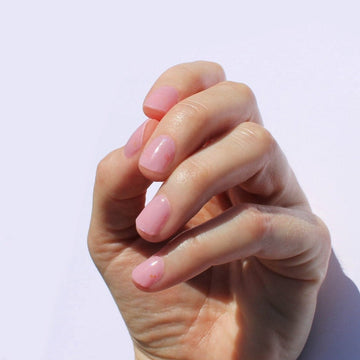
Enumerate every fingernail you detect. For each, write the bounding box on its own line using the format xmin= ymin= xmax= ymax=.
xmin=144 ymin=86 xmax=179 ymax=119
xmin=139 ymin=135 xmax=175 ymax=173
xmin=136 ymin=195 xmax=170 ymax=236
xmin=132 ymin=256 xmax=164 ymax=288
xmin=124 ymin=119 xmax=151 ymax=158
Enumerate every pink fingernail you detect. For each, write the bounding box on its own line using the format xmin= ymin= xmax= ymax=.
xmin=132 ymin=256 xmax=164 ymax=288
xmin=144 ymin=86 xmax=179 ymax=119
xmin=139 ymin=135 xmax=175 ymax=173
xmin=136 ymin=195 xmax=170 ymax=236
xmin=124 ymin=119 xmax=151 ymax=158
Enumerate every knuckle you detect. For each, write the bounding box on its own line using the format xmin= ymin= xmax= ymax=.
xmin=315 ymin=215 xmax=332 ymax=253
xmin=304 ymin=214 xmax=332 ymax=282
xmin=205 ymin=61 xmax=226 ymax=79
xmin=173 ymin=157 xmax=210 ymax=192
xmin=194 ymin=60 xmax=226 ymax=82
xmin=166 ymin=62 xmax=206 ymax=87
xmin=218 ymin=81 xmax=256 ymax=102
xmin=254 ymin=124 xmax=275 ymax=151
xmin=168 ymin=61 xmax=225 ymax=84
xmin=236 ymin=122 xmax=276 ymax=155
xmin=168 ymin=62 xmax=198 ymax=82
xmin=192 ymin=60 xmax=224 ymax=70
xmin=171 ymin=98 xmax=208 ymax=123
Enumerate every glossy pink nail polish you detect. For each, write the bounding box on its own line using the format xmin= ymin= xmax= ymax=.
xmin=124 ymin=119 xmax=151 ymax=158
xmin=132 ymin=256 xmax=164 ymax=288
xmin=136 ymin=195 xmax=170 ymax=236
xmin=144 ymin=86 xmax=179 ymax=119
xmin=139 ymin=135 xmax=175 ymax=173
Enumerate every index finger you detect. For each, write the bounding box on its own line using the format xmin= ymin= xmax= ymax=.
xmin=143 ymin=61 xmax=226 ymax=120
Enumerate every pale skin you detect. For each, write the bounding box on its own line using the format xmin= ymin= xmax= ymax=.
xmin=88 ymin=61 xmax=331 ymax=360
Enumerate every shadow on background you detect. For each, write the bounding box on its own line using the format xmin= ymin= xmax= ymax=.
xmin=299 ymin=251 xmax=360 ymax=359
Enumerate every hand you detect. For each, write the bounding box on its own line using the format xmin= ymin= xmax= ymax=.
xmin=88 ymin=61 xmax=331 ymax=360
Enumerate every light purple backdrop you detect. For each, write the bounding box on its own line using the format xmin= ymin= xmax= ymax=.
xmin=1 ymin=0 xmax=359 ymax=359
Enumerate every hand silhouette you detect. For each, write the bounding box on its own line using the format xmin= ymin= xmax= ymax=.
xmin=88 ymin=61 xmax=331 ymax=360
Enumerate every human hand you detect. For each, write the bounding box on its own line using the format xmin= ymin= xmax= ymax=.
xmin=88 ymin=61 xmax=331 ymax=360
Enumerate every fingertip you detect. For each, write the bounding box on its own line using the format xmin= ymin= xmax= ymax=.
xmin=131 ymin=255 xmax=165 ymax=290
xmin=135 ymin=194 xmax=171 ymax=241
xmin=135 ymin=228 xmax=164 ymax=243
xmin=143 ymin=86 xmax=179 ymax=120
xmin=143 ymin=106 xmax=166 ymax=121
xmin=138 ymin=134 xmax=176 ymax=179
xmin=138 ymin=166 xmax=168 ymax=183
xmin=124 ymin=118 xmax=159 ymax=159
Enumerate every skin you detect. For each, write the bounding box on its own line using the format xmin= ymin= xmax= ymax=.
xmin=88 ymin=61 xmax=331 ymax=360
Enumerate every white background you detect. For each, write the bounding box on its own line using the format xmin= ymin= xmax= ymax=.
xmin=0 ymin=0 xmax=359 ymax=359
